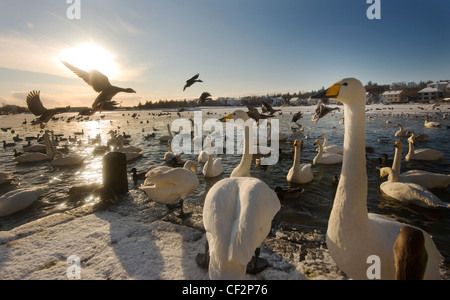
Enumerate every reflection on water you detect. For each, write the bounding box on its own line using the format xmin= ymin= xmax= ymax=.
xmin=0 ymin=105 xmax=449 ymax=265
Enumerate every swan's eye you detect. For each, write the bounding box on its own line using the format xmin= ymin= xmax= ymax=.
xmin=343 ymin=82 xmax=348 ymax=86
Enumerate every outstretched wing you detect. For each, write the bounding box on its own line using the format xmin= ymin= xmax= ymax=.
xmin=61 ymin=61 xmax=111 ymax=93
xmin=188 ymin=73 xmax=200 ymax=82
xmin=26 ymin=90 xmax=47 ymax=117
xmin=261 ymin=100 xmax=273 ymax=113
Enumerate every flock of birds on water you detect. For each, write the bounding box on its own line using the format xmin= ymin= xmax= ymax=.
xmin=0 ymin=67 xmax=449 ymax=280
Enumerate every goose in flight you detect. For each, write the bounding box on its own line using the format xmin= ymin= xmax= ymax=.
xmin=261 ymin=100 xmax=281 ymax=115
xmin=61 ymin=61 xmax=136 ymax=113
xmin=311 ymin=102 xmax=341 ymax=125
xmin=26 ymin=91 xmax=68 ymax=129
xmin=197 ymin=92 xmax=211 ymax=105
xmin=183 ymin=73 xmax=203 ymax=91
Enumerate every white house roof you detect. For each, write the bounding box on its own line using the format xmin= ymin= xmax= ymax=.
xmin=382 ymin=90 xmax=404 ymax=96
xmin=418 ymin=87 xmax=443 ymax=93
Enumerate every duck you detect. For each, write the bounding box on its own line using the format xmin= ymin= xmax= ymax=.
xmin=130 ymin=168 xmax=147 ymax=185
xmin=0 ymin=187 xmax=45 ymax=217
xmin=394 ymin=226 xmax=428 ymax=280
xmin=311 ymin=78 xmax=441 ymax=280
xmin=183 ymin=73 xmax=203 ymax=91
xmin=379 ymin=167 xmax=449 ymax=209
xmin=405 ymin=136 xmax=444 ymax=162
xmin=424 ymin=115 xmax=441 ymax=128
xmin=287 ymin=139 xmax=313 ymax=184
xmin=391 ymin=140 xmax=450 ymax=189
xmin=274 ymin=186 xmax=304 ymax=201
xmin=3 ymin=141 xmax=16 ymax=149
xmin=200 ymin=176 xmax=280 ymax=279
xmin=313 ymin=139 xmax=343 ymax=165
xmin=62 ymin=61 xmax=136 ymax=113
xmin=26 ymin=91 xmax=68 ymax=128
xmin=318 ymin=133 xmax=343 ymax=155
xmin=202 ymin=151 xmax=224 ymax=178
xmin=140 ymin=165 xmax=199 ymax=218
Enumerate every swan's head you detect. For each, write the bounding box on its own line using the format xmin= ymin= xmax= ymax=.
xmin=220 ymin=110 xmax=250 ymax=122
xmin=293 ymin=139 xmax=303 ymax=148
xmin=395 ymin=140 xmax=403 ymax=150
xmin=124 ymin=88 xmax=136 ymax=93
xmin=407 ymin=136 xmax=415 ymax=145
xmin=312 ymin=78 xmax=365 ymax=105
xmin=183 ymin=160 xmax=197 ymax=174
xmin=314 ymin=139 xmax=322 ymax=147
xmin=379 ymin=167 xmax=391 ymax=179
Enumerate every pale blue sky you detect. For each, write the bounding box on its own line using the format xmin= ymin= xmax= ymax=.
xmin=0 ymin=0 xmax=448 ymax=108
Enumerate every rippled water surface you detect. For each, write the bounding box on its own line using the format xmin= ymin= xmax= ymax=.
xmin=1 ymin=105 xmax=449 ymax=266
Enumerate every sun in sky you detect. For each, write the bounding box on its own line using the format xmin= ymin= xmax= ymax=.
xmin=59 ymin=43 xmax=119 ymax=79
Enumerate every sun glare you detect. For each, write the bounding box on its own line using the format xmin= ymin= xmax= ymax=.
xmin=59 ymin=43 xmax=119 ymax=79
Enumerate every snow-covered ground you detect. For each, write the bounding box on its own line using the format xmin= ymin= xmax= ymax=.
xmin=0 ymin=190 xmax=345 ymax=280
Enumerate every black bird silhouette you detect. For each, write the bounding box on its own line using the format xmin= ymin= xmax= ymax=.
xmin=291 ymin=111 xmax=303 ymax=123
xmin=243 ymin=101 xmax=274 ymax=124
xmin=197 ymin=92 xmax=211 ymax=105
xmin=26 ymin=91 xmax=69 ymax=129
xmin=311 ymin=102 xmax=341 ymax=125
xmin=261 ymin=100 xmax=281 ymax=115
xmin=62 ymin=61 xmax=136 ymax=113
xmin=183 ymin=73 xmax=203 ymax=91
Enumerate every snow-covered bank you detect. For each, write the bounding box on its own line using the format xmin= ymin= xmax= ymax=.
xmin=0 ymin=192 xmax=345 ymax=280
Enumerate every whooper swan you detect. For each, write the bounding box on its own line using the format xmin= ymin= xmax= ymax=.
xmin=312 ymin=78 xmax=442 ymax=280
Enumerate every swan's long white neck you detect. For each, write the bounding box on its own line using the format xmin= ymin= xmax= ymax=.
xmin=331 ymin=100 xmax=368 ymax=224
xmin=392 ymin=145 xmax=402 ymax=181
xmin=314 ymin=141 xmax=324 ymax=162
xmin=293 ymin=145 xmax=301 ymax=168
xmin=407 ymin=140 xmax=415 ymax=160
xmin=231 ymin=126 xmax=252 ymax=177
xmin=206 ymin=154 xmax=214 ymax=175
xmin=322 ymin=135 xmax=329 ymax=147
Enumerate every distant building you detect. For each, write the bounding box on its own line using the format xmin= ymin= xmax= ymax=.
xmin=382 ymin=90 xmax=407 ymax=104
xmin=417 ymin=81 xmax=448 ymax=102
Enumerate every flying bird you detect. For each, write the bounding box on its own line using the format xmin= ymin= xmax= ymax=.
xmin=261 ymin=100 xmax=281 ymax=115
xmin=26 ymin=91 xmax=69 ymax=129
xmin=183 ymin=73 xmax=203 ymax=91
xmin=311 ymin=102 xmax=341 ymax=125
xmin=291 ymin=112 xmax=303 ymax=124
xmin=61 ymin=61 xmax=136 ymax=113
xmin=197 ymin=92 xmax=211 ymax=105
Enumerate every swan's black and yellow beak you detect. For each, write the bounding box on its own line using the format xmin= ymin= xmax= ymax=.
xmin=311 ymin=84 xmax=342 ymax=99
xmin=395 ymin=141 xmax=401 ymax=149
xmin=220 ymin=114 xmax=233 ymax=122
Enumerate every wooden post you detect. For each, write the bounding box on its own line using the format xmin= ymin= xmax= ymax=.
xmin=103 ymin=152 xmax=128 ymax=195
